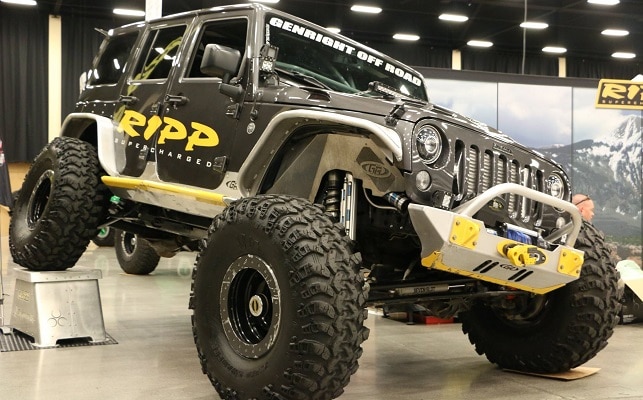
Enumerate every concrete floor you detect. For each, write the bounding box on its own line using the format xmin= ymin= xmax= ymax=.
xmin=1 ymin=242 xmax=642 ymax=400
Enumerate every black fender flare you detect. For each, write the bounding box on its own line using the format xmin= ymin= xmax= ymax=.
xmin=238 ymin=109 xmax=404 ymax=199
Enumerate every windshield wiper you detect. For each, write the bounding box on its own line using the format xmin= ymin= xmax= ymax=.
xmin=274 ymin=67 xmax=331 ymax=90
xmin=359 ymin=81 xmax=425 ymax=104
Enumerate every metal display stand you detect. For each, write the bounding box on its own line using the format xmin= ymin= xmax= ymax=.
xmin=9 ymin=267 xmax=107 ymax=347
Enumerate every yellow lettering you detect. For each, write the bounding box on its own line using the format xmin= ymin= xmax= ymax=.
xmin=144 ymin=115 xmax=163 ymax=140
xmin=186 ymin=122 xmax=220 ymax=151
xmin=601 ymin=83 xmax=626 ymax=100
xmin=118 ymin=111 xmax=221 ymax=150
xmin=118 ymin=110 xmax=146 ymax=137
xmin=158 ymin=117 xmax=187 ymax=144
xmin=627 ymin=85 xmax=642 ymax=100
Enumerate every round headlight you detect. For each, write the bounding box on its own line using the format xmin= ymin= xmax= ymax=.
xmin=416 ymin=126 xmax=442 ymax=164
xmin=547 ymin=174 xmax=565 ymax=199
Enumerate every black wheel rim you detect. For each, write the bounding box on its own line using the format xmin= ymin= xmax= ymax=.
xmin=122 ymin=232 xmax=137 ymax=256
xmin=26 ymin=169 xmax=54 ymax=229
xmin=220 ymin=255 xmax=281 ymax=359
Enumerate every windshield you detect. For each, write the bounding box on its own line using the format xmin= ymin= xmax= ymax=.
xmin=266 ymin=15 xmax=427 ymax=101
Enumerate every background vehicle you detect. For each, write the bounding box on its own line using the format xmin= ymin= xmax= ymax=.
xmin=9 ymin=4 xmax=620 ymax=400
xmin=114 ymin=229 xmax=161 ymax=275
xmin=90 ymin=227 xmax=161 ymax=274
xmin=92 ymin=226 xmax=115 ymax=246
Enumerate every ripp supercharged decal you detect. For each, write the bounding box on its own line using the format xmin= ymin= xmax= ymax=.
xmin=118 ymin=110 xmax=220 ymax=151
xmin=116 ymin=110 xmax=220 ymax=167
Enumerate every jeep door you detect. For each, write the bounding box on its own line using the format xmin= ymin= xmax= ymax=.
xmin=80 ymin=30 xmax=140 ymax=118
xmin=115 ymin=20 xmax=191 ymax=177
xmin=155 ymin=15 xmax=251 ymax=190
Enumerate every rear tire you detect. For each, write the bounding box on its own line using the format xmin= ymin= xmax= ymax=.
xmin=460 ymin=220 xmax=621 ymax=373
xmin=9 ymin=137 xmax=107 ymax=271
xmin=190 ymin=195 xmax=368 ymax=400
xmin=115 ymin=230 xmax=160 ymax=275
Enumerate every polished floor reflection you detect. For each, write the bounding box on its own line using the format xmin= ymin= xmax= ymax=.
xmin=1 ymin=243 xmax=642 ymax=400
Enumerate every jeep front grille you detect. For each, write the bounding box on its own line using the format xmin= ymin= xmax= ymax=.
xmin=460 ymin=142 xmax=544 ymax=222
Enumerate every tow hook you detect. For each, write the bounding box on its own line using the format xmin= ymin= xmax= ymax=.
xmin=498 ymin=240 xmax=547 ymax=266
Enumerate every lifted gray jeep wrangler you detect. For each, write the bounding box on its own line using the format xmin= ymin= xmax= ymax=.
xmin=10 ymin=4 xmax=620 ymax=399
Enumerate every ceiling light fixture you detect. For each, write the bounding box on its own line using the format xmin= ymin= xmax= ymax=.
xmin=113 ymin=8 xmax=146 ymax=17
xmin=520 ymin=21 xmax=549 ymax=29
xmin=467 ymin=40 xmax=493 ymax=48
xmin=350 ymin=5 xmax=382 ymax=14
xmin=542 ymin=46 xmax=567 ymax=54
xmin=439 ymin=13 xmax=468 ymax=22
xmin=612 ymin=52 xmax=636 ymax=59
xmin=1 ymin=0 xmax=37 ymax=5
xmin=587 ymin=0 xmax=619 ymax=5
xmin=393 ymin=33 xmax=420 ymax=41
xmin=601 ymin=29 xmax=629 ymax=36
xmin=326 ymin=27 xmax=341 ymax=34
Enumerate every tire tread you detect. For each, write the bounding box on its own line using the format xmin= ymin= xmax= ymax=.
xmin=460 ymin=220 xmax=620 ymax=373
xmin=190 ymin=195 xmax=368 ymax=400
xmin=9 ymin=137 xmax=107 ymax=271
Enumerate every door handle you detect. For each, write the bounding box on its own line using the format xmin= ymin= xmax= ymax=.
xmin=164 ymin=94 xmax=189 ymax=107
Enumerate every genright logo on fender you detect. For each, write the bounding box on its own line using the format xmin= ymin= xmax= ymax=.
xmin=225 ymin=180 xmax=238 ymax=190
xmin=360 ymin=161 xmax=391 ymax=178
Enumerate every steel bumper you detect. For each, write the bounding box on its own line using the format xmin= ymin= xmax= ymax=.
xmin=408 ymin=183 xmax=585 ymax=294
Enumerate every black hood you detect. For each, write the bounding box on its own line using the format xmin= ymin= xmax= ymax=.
xmin=270 ymin=85 xmax=520 ymax=144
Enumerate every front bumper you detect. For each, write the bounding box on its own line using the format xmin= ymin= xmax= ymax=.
xmin=408 ymin=183 xmax=584 ymax=294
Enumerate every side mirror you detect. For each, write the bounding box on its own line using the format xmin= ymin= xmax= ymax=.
xmin=200 ymin=44 xmax=241 ymax=83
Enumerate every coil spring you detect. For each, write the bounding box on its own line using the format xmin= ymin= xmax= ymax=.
xmin=323 ymin=171 xmax=343 ymax=220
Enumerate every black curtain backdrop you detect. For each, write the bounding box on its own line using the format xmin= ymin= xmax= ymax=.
xmin=370 ymin=43 xmax=452 ymax=69
xmin=462 ymin=49 xmax=558 ymax=76
xmin=0 ymin=7 xmax=49 ymax=162
xmin=567 ymin=57 xmax=642 ymax=79
xmin=61 ymin=14 xmax=120 ymax=120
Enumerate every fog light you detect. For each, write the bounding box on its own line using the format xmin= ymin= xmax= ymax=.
xmin=416 ymin=170 xmax=431 ymax=191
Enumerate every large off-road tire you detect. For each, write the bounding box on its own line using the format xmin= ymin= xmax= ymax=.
xmin=115 ymin=230 xmax=160 ymax=275
xmin=9 ymin=137 xmax=107 ymax=271
xmin=92 ymin=226 xmax=115 ymax=247
xmin=460 ymin=220 xmax=621 ymax=373
xmin=580 ymin=221 xmax=617 ymax=269
xmin=190 ymin=195 xmax=368 ymax=400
